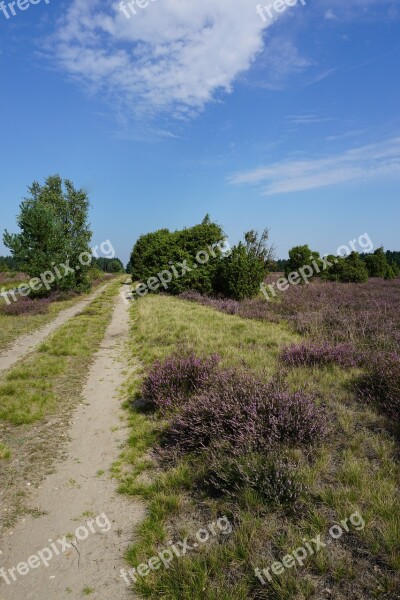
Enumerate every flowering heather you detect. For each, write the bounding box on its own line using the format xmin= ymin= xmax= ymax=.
xmin=181 ymin=279 xmax=400 ymax=353
xmin=0 ymin=297 xmax=50 ymax=316
xmin=280 ymin=342 xmax=360 ymax=368
xmin=141 ymin=353 xmax=220 ymax=411
xmin=356 ymin=352 xmax=400 ymax=420
xmin=163 ymin=369 xmax=326 ymax=453
xmin=179 ymin=291 xmax=241 ymax=315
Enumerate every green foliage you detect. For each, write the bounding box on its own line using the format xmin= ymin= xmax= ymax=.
xmin=285 ymin=245 xmax=321 ymax=279
xmin=325 ymin=252 xmax=369 ymax=283
xmin=244 ymin=227 xmax=275 ymax=268
xmin=363 ymin=247 xmax=394 ymax=279
xmin=128 ymin=218 xmax=226 ymax=295
xmin=93 ymin=257 xmax=125 ymax=273
xmin=216 ymin=242 xmax=267 ymax=300
xmin=270 ymin=258 xmax=289 ymax=272
xmin=0 ymin=255 xmax=24 ymax=272
xmin=385 ymin=265 xmax=396 ymax=280
xmin=3 ymin=175 xmax=92 ymax=293
xmin=386 ymin=250 xmax=400 ymax=272
xmin=0 ymin=258 xmax=10 ymax=272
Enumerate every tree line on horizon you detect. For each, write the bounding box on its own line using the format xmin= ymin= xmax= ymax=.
xmin=2 ymin=175 xmax=398 ymax=300
xmin=128 ymin=220 xmax=399 ymax=299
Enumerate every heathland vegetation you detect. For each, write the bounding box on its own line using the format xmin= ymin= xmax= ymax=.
xmin=1 ymin=200 xmax=399 ymax=599
xmin=116 ymin=217 xmax=400 ymax=599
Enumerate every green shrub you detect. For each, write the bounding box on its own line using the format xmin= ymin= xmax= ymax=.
xmin=205 ymin=450 xmax=304 ymax=505
xmin=325 ymin=252 xmax=369 ymax=283
xmin=285 ymin=245 xmax=322 ymax=280
xmin=364 ymin=247 xmax=392 ymax=278
xmin=128 ymin=217 xmax=227 ymax=295
xmin=215 ymin=243 xmax=266 ymax=300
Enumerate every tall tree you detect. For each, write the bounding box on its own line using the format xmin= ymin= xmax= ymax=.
xmin=3 ymin=175 xmax=92 ymax=292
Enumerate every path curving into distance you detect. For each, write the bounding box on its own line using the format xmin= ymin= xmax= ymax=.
xmin=0 ymin=291 xmax=144 ymax=599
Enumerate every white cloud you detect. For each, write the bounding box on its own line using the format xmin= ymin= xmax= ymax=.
xmin=52 ymin=0 xmax=274 ymax=119
xmin=49 ymin=0 xmax=398 ymax=124
xmin=229 ymin=137 xmax=400 ymax=195
xmin=324 ymin=9 xmax=338 ymax=20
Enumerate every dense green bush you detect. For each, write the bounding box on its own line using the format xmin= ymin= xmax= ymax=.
xmin=215 ymin=242 xmax=267 ymax=300
xmin=325 ymin=252 xmax=369 ymax=283
xmin=129 ymin=218 xmax=271 ymax=299
xmin=128 ymin=216 xmax=227 ymax=295
xmin=285 ymin=245 xmax=321 ymax=280
xmin=364 ymin=247 xmax=392 ymax=279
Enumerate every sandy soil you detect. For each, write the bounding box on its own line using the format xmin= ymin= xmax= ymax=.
xmin=0 ymin=284 xmax=108 ymax=376
xmin=0 ymin=294 xmax=143 ymax=600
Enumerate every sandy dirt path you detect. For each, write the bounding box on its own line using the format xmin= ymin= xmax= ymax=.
xmin=0 ymin=284 xmax=109 ymax=377
xmin=0 ymin=293 xmax=143 ymax=600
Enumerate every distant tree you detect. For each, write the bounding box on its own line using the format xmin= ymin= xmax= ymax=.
xmin=0 ymin=256 xmax=24 ymax=271
xmin=364 ymin=247 xmax=392 ymax=278
xmin=285 ymin=245 xmax=321 ymax=279
xmin=386 ymin=250 xmax=400 ymax=271
xmin=0 ymin=258 xmax=10 ymax=272
xmin=326 ymin=252 xmax=369 ymax=283
xmin=93 ymin=257 xmax=124 ymax=273
xmin=3 ymin=175 xmax=92 ymax=292
xmin=385 ymin=265 xmax=396 ymax=280
xmin=269 ymin=258 xmax=289 ymax=273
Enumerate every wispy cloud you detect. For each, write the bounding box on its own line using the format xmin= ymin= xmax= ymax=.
xmin=251 ymin=39 xmax=312 ymax=90
xmin=229 ymin=137 xmax=400 ymax=195
xmin=286 ymin=113 xmax=333 ymax=125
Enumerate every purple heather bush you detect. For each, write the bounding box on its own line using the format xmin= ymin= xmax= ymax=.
xmin=179 ymin=290 xmax=241 ymax=315
xmin=141 ymin=352 xmax=220 ymax=411
xmin=1 ymin=297 xmax=50 ymax=316
xmin=280 ymin=342 xmax=360 ymax=369
xmin=163 ymin=369 xmax=326 ymax=453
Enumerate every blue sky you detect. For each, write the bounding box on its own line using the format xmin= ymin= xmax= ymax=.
xmin=0 ymin=0 xmax=399 ymax=264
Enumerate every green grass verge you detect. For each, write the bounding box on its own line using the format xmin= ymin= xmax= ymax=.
xmin=0 ymin=277 xmax=116 ymax=352
xmin=117 ymin=294 xmax=400 ymax=600
xmin=0 ymin=279 xmax=122 ymax=425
